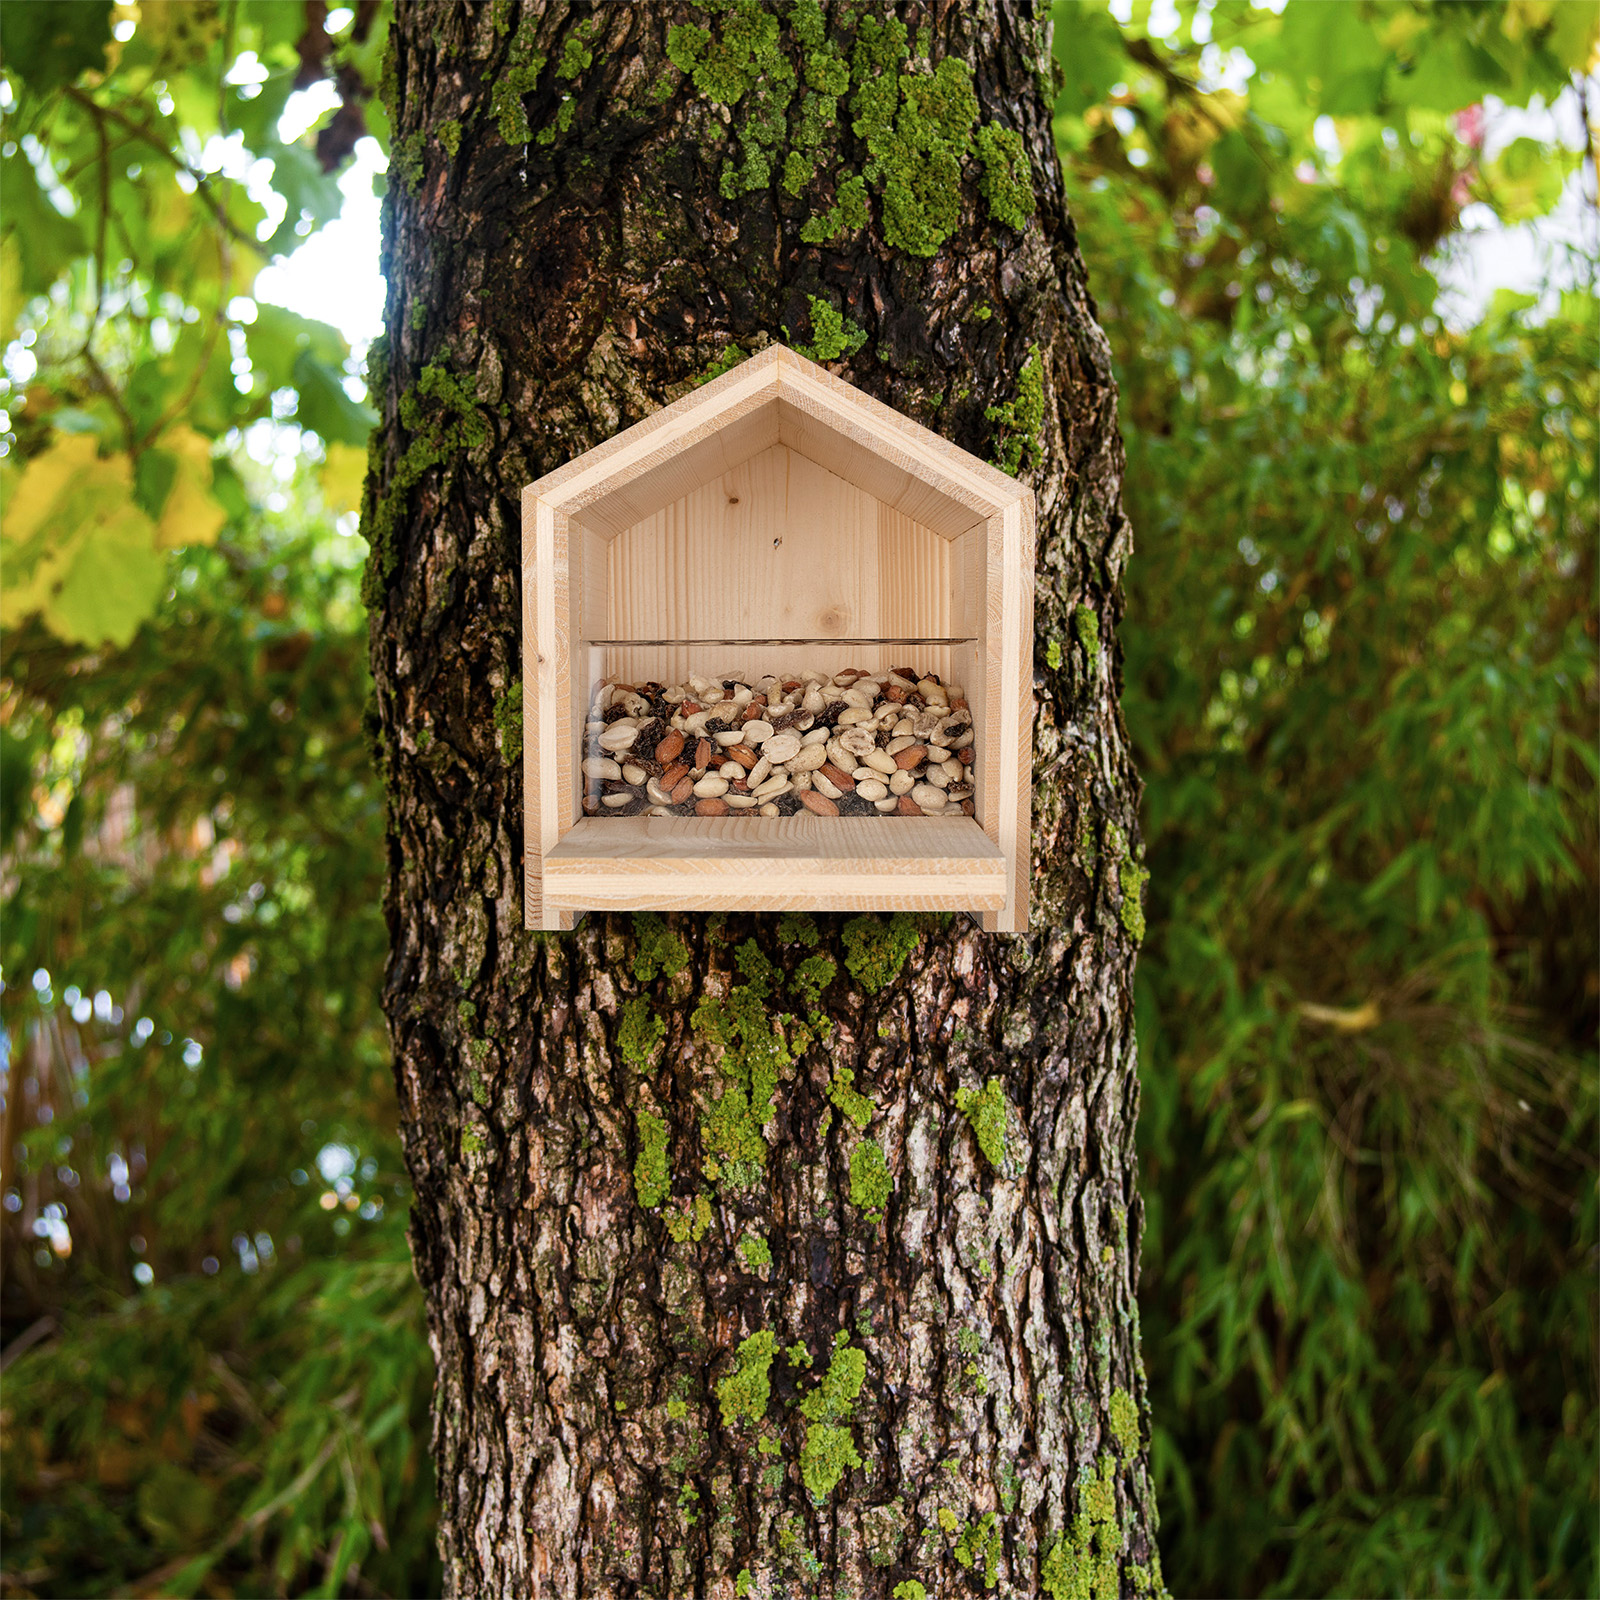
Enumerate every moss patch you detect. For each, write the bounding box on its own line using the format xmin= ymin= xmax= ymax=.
xmin=634 ymin=1111 xmax=670 ymax=1208
xmin=716 ymin=1328 xmax=777 ymax=1428
xmin=362 ymin=361 xmax=488 ymax=603
xmin=492 ymin=678 xmax=522 ymax=762
xmin=850 ymin=18 xmax=977 ymax=256
xmin=1118 ymin=859 xmax=1149 ymax=944
xmin=489 ymin=22 xmax=546 ymax=144
xmin=618 ymin=996 xmax=665 ymax=1067
xmin=840 ymin=912 xmax=920 ymax=993
xmin=801 ymin=171 xmax=868 ymax=245
xmin=798 ymin=1332 xmax=866 ymax=1501
xmin=955 ymin=1510 xmax=1003 ymax=1588
xmin=695 ymin=941 xmax=791 ymax=1188
xmin=986 ymin=343 xmax=1045 ymax=477
xmin=849 ymin=1137 xmax=892 ymax=1223
xmin=666 ymin=1190 xmax=715 ymax=1244
xmin=1075 ymin=603 xmax=1101 ymax=665
xmin=1109 ymin=1388 xmax=1140 ymax=1457
xmin=828 ymin=1066 xmax=875 ymax=1130
xmin=955 ymin=1077 xmax=1010 ymax=1170
xmin=974 ymin=122 xmax=1036 ymax=230
xmin=738 ymin=1231 xmax=772 ymax=1270
xmin=695 ymin=343 xmax=749 ymax=385
xmin=790 ymin=952 xmax=836 ymax=1013
xmin=1041 ymin=1455 xmax=1125 ymax=1600
xmin=798 ymin=294 xmax=866 ymax=361
xmin=632 ymin=912 xmax=690 ymax=981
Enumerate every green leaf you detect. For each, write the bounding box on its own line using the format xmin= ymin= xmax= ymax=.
xmin=0 ymin=0 xmax=113 ymax=90
xmin=293 ymin=351 xmax=377 ymax=447
xmin=1052 ymin=0 xmax=1128 ymax=119
xmin=1484 ymin=136 xmax=1571 ymax=222
xmin=0 ymin=434 xmax=167 ymax=646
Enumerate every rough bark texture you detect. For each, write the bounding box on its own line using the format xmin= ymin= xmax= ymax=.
xmin=366 ymin=2 xmax=1158 ymax=1595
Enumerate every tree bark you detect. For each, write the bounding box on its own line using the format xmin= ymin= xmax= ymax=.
xmin=366 ymin=2 xmax=1158 ymax=1595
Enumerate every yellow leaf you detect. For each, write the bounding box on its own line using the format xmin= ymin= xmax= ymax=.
xmin=154 ymin=425 xmax=225 ymax=549
xmin=0 ymin=239 xmax=23 ymax=347
xmin=320 ymin=439 xmax=369 ymax=516
xmin=1 ymin=434 xmax=165 ymax=646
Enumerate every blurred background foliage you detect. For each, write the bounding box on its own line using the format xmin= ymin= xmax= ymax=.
xmin=0 ymin=1 xmax=1594 ymax=1596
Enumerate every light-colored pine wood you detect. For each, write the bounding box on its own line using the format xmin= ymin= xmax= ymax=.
xmin=543 ymin=816 xmax=1006 ymax=913
xmin=523 ymin=343 xmax=1033 ymax=932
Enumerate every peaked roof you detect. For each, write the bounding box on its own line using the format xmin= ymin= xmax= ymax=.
xmin=523 ymin=343 xmax=1029 ymax=539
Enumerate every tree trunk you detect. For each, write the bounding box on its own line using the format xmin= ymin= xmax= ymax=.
xmin=366 ymin=1 xmax=1157 ymax=1594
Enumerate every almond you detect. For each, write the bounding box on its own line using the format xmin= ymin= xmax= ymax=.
xmin=894 ymin=744 xmax=927 ymax=770
xmin=695 ymin=737 xmax=714 ymax=770
xmin=669 ymin=775 xmax=695 ymax=805
xmin=896 ymin=794 xmax=924 ymax=816
xmin=798 ymin=790 xmax=839 ymax=817
xmin=820 ymin=762 xmax=856 ymax=791
xmin=655 ymin=729 xmax=685 ymax=763
xmin=695 ymin=798 xmax=730 ymax=817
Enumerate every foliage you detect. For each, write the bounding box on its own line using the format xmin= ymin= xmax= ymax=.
xmin=1 ymin=455 xmax=437 ymax=1592
xmin=1052 ymin=2 xmax=1598 ymax=1594
xmin=0 ymin=0 xmax=384 ymax=646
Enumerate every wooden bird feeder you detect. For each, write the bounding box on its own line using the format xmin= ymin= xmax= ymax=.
xmin=522 ymin=344 xmax=1034 ymax=931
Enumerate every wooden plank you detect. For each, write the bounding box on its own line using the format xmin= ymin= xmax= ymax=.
xmin=981 ymin=497 xmax=1035 ymax=933
xmin=522 ymin=491 xmax=577 ymax=930
xmin=543 ymin=816 xmax=1007 ymax=913
xmin=774 ymin=346 xmax=1031 ymax=510
xmin=606 ymin=445 xmax=880 ymax=646
xmin=527 ymin=350 xmax=784 ymax=517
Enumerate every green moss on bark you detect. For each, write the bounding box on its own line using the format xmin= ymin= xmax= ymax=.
xmin=954 ymin=1510 xmax=1002 ymax=1587
xmin=618 ymin=996 xmax=665 ymax=1066
xmin=828 ymin=1066 xmax=875 ymax=1130
xmin=955 ymin=1077 xmax=1010 ymax=1170
xmin=797 ymin=295 xmax=866 ymax=361
xmin=492 ymin=678 xmax=522 ymax=762
xmin=840 ymin=912 xmax=920 ymax=993
xmin=362 ymin=362 xmax=489 ymax=604
xmin=974 ymin=122 xmax=1036 ymax=230
xmin=986 ymin=344 xmax=1046 ymax=476
xmin=632 ymin=912 xmax=690 ymax=981
xmin=798 ymin=1332 xmax=867 ymax=1501
xmin=716 ymin=1328 xmax=777 ymax=1428
xmin=849 ymin=1137 xmax=892 ymax=1222
xmin=633 ymin=1111 xmax=671 ymax=1208
xmin=489 ymin=22 xmax=546 ymax=144
xmin=1075 ymin=603 xmax=1101 ymax=663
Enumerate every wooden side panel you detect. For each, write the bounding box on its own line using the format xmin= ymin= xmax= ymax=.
xmin=980 ymin=496 xmax=1035 ymax=933
xmin=543 ymin=816 xmax=1007 ymax=914
xmin=948 ymin=525 xmax=985 ymax=825
xmin=522 ymin=491 xmax=577 ymax=930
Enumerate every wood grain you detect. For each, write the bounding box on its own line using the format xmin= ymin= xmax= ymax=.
xmin=542 ymin=816 xmax=1006 ymax=914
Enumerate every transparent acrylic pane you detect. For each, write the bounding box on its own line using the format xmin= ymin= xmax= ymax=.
xmin=581 ymin=639 xmax=977 ymax=820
